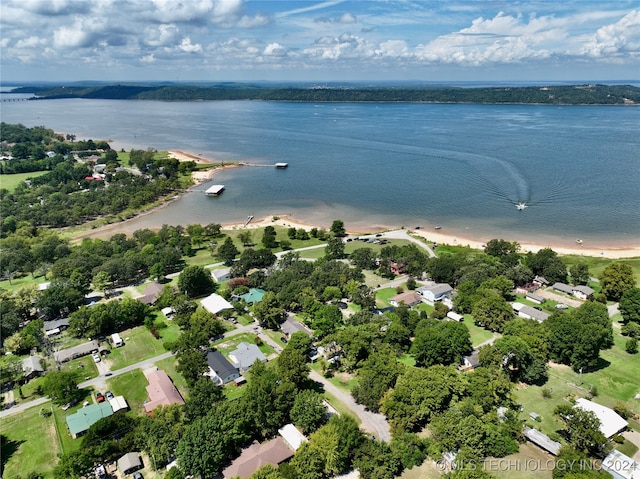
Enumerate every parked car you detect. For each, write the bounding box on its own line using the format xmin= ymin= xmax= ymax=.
xmin=96 ymin=392 xmax=105 ymax=403
xmin=105 ymin=391 xmax=114 ymax=400
xmin=92 ymin=353 xmax=101 ymax=363
xmin=133 ymin=472 xmax=143 ymax=479
xmin=280 ymin=336 xmax=288 ymax=344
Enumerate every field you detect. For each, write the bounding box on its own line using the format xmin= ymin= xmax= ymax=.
xmin=107 ymin=326 xmax=168 ymax=370
xmin=0 ymin=404 xmax=61 ymax=479
xmin=0 ymin=170 xmax=49 ymax=191
xmin=105 ymin=369 xmax=149 ymax=415
xmin=463 ymin=314 xmax=497 ymax=347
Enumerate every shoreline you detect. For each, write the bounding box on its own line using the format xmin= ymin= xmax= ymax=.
xmin=71 ymin=150 xmax=640 ymax=259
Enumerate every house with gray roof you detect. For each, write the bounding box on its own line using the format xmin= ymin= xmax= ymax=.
xmin=389 ymin=291 xmax=422 ymax=307
xmin=43 ymin=318 xmax=70 ymax=336
xmin=552 ymin=282 xmax=574 ymax=295
xmin=519 ymin=305 xmax=550 ymax=322
xmin=572 ymin=285 xmax=594 ymax=300
xmin=229 ymin=342 xmax=267 ymax=372
xmin=54 ymin=340 xmax=99 ymax=363
xmin=206 ymin=350 xmax=240 ymax=385
xmin=281 ymin=316 xmax=313 ymax=338
xmin=22 ymin=356 xmax=44 ymax=378
xmin=417 ymin=283 xmax=453 ymax=302
xmin=526 ymin=292 xmax=546 ymax=304
xmin=117 ymin=452 xmax=143 ymax=475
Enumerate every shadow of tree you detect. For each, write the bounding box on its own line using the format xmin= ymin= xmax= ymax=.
xmin=1 ymin=434 xmax=25 ymax=477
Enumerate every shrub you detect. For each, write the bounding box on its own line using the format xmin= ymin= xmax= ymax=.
xmin=625 ymin=337 xmax=638 ymax=354
xmin=542 ymin=388 xmax=552 ymax=399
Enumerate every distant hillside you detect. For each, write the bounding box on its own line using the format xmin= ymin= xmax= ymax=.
xmin=12 ymin=83 xmax=640 ymax=105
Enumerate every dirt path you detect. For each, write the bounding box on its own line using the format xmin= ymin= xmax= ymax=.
xmin=535 ymin=289 xmax=583 ymax=308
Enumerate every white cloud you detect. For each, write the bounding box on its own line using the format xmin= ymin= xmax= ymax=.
xmin=144 ymin=24 xmax=179 ymax=47
xmin=338 ymin=12 xmax=357 ymax=24
xmin=581 ymin=10 xmax=640 ymax=59
xmin=140 ymin=53 xmax=156 ymax=63
xmin=263 ymin=42 xmax=287 ymax=56
xmin=376 ymin=40 xmax=409 ymax=58
xmin=177 ymin=37 xmax=202 ymax=53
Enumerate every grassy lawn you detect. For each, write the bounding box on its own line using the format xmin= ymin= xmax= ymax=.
xmin=0 ymin=404 xmax=61 ymax=479
xmin=107 ymin=326 xmax=167 ymax=370
xmin=155 ymin=316 xmax=182 ymax=344
xmin=212 ymin=332 xmax=276 ymax=358
xmin=375 ymin=287 xmax=399 ymax=307
xmin=105 ymin=369 xmax=149 ymax=416
xmin=562 ymin=255 xmax=640 ymax=288
xmin=515 ymin=327 xmax=640 ymax=439
xmin=0 ymin=170 xmax=49 ymax=191
xmin=0 ymin=274 xmax=50 ymax=292
xmin=463 ymin=314 xmax=495 ymax=347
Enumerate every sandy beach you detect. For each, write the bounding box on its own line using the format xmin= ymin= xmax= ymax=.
xmin=73 ymin=150 xmax=639 ymax=259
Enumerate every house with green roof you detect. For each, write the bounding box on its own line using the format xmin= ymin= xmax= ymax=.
xmin=239 ymin=288 xmax=266 ymax=304
xmin=66 ymin=402 xmax=113 ymax=438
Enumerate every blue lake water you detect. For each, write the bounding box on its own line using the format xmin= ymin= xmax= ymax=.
xmin=1 ymin=98 xmax=638 ymax=247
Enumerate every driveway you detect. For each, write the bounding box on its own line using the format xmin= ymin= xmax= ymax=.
xmin=309 ymin=370 xmax=391 ymax=442
xmin=535 ymin=289 xmax=583 ymax=308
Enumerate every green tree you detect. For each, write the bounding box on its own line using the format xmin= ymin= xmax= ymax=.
xmin=330 ymin=220 xmax=346 ymax=237
xmin=599 ymin=262 xmax=636 ymax=301
xmin=262 ymin=227 xmax=278 ymax=249
xmin=324 ymin=236 xmax=345 ymax=260
xmin=138 ymin=404 xmax=186 ymax=469
xmin=176 ymin=349 xmax=208 ymax=388
xmin=555 ymin=404 xmax=607 ymax=455
xmin=619 ymin=288 xmax=640 ymax=323
xmin=570 ymin=262 xmax=590 ymax=285
xmin=626 ymin=337 xmax=638 ymax=354
xmin=177 ymin=265 xmax=215 ymax=298
xmin=42 ymin=370 xmax=78 ymax=405
xmin=350 ymin=247 xmax=377 ymax=270
xmin=184 ymin=376 xmax=225 ymax=421
xmin=277 ymin=341 xmax=311 ymax=389
xmin=291 ymin=390 xmax=328 ymax=434
xmin=352 ymin=346 xmax=404 ymax=412
xmin=253 ymin=291 xmax=285 ymax=329
xmin=238 ymin=230 xmax=253 ymax=246
xmin=92 ymin=270 xmax=111 ymax=296
xmin=217 ymin=236 xmax=239 ymax=266
xmin=472 ymin=292 xmax=514 ymax=332
xmin=410 ymin=319 xmax=472 ymax=367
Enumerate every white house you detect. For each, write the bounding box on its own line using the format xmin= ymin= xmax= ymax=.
xmin=602 ymin=450 xmax=640 ymax=479
xmin=200 ymin=293 xmax=234 ymax=315
xmin=572 ymin=285 xmax=594 ymax=300
xmin=574 ymin=398 xmax=627 ymax=438
xmin=417 ymin=283 xmax=453 ymax=302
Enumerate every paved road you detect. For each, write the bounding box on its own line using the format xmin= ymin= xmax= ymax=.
xmin=309 ymin=370 xmax=391 ymax=442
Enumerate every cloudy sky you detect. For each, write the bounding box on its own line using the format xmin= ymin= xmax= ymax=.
xmin=1 ymin=0 xmax=638 ymax=83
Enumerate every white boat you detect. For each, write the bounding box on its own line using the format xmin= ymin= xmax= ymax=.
xmin=576 ymin=239 xmax=583 ymax=244
xmin=516 ymin=202 xmax=528 ymax=211
xmin=434 ymin=224 xmax=442 ymax=230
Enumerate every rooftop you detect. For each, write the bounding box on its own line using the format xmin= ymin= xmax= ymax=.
xmin=66 ymin=403 xmax=113 ymax=437
xmin=575 ymin=398 xmax=628 ymax=438
xmin=229 ymin=342 xmax=267 ymax=371
xmin=222 ymin=438 xmax=294 ymax=479
xmin=143 ymin=368 xmax=185 ymax=413
xmin=200 ymin=293 xmax=234 ymax=315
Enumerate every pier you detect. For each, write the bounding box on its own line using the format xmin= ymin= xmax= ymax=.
xmin=239 ymin=162 xmax=288 ymax=168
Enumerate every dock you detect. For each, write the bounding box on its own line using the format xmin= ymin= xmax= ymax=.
xmin=239 ymin=162 xmax=289 ymax=168
xmin=205 ymin=184 xmax=225 ymax=196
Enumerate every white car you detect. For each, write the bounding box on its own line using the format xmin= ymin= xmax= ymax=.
xmin=92 ymin=353 xmax=101 ymax=363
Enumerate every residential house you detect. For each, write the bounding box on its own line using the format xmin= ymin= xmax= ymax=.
xmin=66 ymin=403 xmax=113 ymax=438
xmin=211 ymin=268 xmax=231 ymax=282
xmin=552 ymin=282 xmax=574 ymax=295
xmin=54 ymin=340 xmax=99 ymax=363
xmin=222 ymin=437 xmax=295 ymax=479
xmin=22 ymin=356 xmax=44 ymax=379
xmin=526 ymin=292 xmax=546 ymax=304
xmin=389 ymin=291 xmax=422 ymax=307
xmin=511 ymin=303 xmax=549 ymax=322
xmin=523 ymin=427 xmax=561 ymax=456
xmin=117 ymin=452 xmax=143 ymax=475
xmin=206 ymin=350 xmax=240 ymax=385
xmin=137 ymin=282 xmax=164 ymax=305
xmin=229 ymin=342 xmax=267 ymax=372
xmin=574 ymin=398 xmax=628 ymax=438
xmin=461 ymin=349 xmax=480 ymax=370
xmin=200 ymin=293 xmax=234 ymax=315
xmin=43 ymin=318 xmax=70 ymax=336
xmin=417 ymin=283 xmax=453 ymax=302
xmin=239 ymin=288 xmax=266 ymax=304
xmin=533 ymin=276 xmax=550 ymax=287
xmin=143 ymin=368 xmax=185 ymax=414
xmin=281 ymin=316 xmax=313 ymax=338
xmin=572 ymin=285 xmax=594 ymax=300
